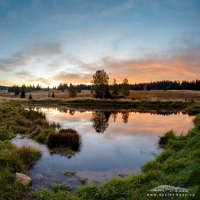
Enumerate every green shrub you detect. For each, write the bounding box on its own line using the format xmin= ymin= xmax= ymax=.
xmin=159 ymin=130 xmax=176 ymax=147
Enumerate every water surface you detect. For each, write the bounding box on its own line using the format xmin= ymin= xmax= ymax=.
xmin=12 ymin=108 xmax=194 ymax=189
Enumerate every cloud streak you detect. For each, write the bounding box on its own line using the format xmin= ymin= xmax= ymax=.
xmin=0 ymin=42 xmax=63 ymax=72
xmin=100 ymin=0 xmax=137 ymax=17
xmin=64 ymin=46 xmax=200 ymax=84
xmin=53 ymin=71 xmax=91 ymax=83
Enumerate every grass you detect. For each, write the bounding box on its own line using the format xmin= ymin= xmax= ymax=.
xmin=0 ymin=102 xmax=55 ymax=199
xmin=158 ymin=130 xmax=176 ymax=147
xmin=1 ymin=90 xmax=200 ymax=102
xmin=63 ymin=170 xmax=88 ymax=185
xmin=78 ymin=178 xmax=88 ymax=185
xmin=63 ymin=170 xmax=77 ymax=176
xmin=47 ymin=128 xmax=82 ymax=152
xmin=0 ymin=141 xmax=41 ymax=200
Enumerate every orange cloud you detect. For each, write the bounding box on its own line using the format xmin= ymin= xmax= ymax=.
xmin=98 ymin=49 xmax=200 ymax=83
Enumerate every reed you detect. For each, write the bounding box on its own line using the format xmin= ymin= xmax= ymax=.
xmin=47 ymin=128 xmax=82 ymax=152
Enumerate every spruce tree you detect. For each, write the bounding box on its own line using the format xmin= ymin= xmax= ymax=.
xmin=14 ymin=86 xmax=20 ymax=95
xmin=112 ymin=79 xmax=119 ymax=96
xmin=121 ymin=78 xmax=130 ymax=98
xmin=69 ymin=84 xmax=77 ymax=98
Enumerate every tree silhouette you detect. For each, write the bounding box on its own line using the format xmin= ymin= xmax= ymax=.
xmin=28 ymin=94 xmax=32 ymax=99
xmin=121 ymin=78 xmax=130 ymax=98
xmin=69 ymin=83 xmax=77 ymax=97
xmin=112 ymin=78 xmax=119 ymax=96
xmin=90 ymin=111 xmax=110 ymax=133
xmin=14 ymin=86 xmax=20 ymax=95
xmin=20 ymin=84 xmax=26 ymax=98
xmin=104 ymin=88 xmax=111 ymax=99
xmin=91 ymin=69 xmax=109 ymax=98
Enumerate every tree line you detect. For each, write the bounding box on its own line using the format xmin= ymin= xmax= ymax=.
xmin=6 ymin=69 xmax=200 ymax=99
xmin=129 ymin=80 xmax=200 ymax=91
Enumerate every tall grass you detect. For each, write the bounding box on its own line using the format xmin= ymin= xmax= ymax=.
xmin=47 ymin=128 xmax=82 ymax=152
xmin=158 ymin=130 xmax=176 ymax=147
xmin=0 ymin=141 xmax=41 ymax=199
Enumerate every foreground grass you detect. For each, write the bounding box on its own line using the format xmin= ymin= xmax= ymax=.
xmin=0 ymin=142 xmax=41 ymax=199
xmin=0 ymin=102 xmax=57 ymax=199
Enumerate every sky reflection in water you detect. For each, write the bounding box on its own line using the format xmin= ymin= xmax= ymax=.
xmin=12 ymin=108 xmax=194 ymax=189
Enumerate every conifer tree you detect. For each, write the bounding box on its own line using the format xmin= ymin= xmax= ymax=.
xmin=121 ymin=78 xmax=130 ymax=98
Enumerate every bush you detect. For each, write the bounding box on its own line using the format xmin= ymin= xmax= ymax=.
xmin=51 ymin=91 xmax=55 ymax=98
xmin=159 ymin=130 xmax=176 ymax=147
xmin=28 ymin=94 xmax=32 ymax=99
xmin=47 ymin=128 xmax=82 ymax=151
xmin=20 ymin=90 xmax=26 ymax=98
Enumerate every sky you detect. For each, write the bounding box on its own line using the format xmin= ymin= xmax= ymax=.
xmin=0 ymin=0 xmax=200 ymax=87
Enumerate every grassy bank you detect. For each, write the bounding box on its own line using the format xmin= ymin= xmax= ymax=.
xmin=23 ymin=100 xmax=200 ymax=116
xmin=0 ymin=102 xmax=59 ymax=199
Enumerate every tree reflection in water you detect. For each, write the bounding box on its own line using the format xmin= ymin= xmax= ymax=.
xmin=69 ymin=109 xmax=75 ymax=115
xmin=122 ymin=112 xmax=129 ymax=123
xmin=111 ymin=111 xmax=118 ymax=123
xmin=90 ymin=111 xmax=111 ymax=133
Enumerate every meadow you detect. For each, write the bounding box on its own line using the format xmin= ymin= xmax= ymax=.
xmin=1 ymin=90 xmax=200 ymax=103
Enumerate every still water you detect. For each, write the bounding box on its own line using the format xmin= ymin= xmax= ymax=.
xmin=12 ymin=108 xmax=194 ymax=189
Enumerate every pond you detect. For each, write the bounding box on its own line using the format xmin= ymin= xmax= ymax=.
xmin=12 ymin=107 xmax=194 ymax=190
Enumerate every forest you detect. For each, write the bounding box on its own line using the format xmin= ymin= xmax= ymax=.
xmin=6 ymin=79 xmax=200 ymax=93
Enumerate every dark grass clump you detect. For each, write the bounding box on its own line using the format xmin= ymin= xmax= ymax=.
xmin=185 ymin=104 xmax=200 ymax=115
xmin=158 ymin=130 xmax=176 ymax=147
xmin=47 ymin=128 xmax=82 ymax=151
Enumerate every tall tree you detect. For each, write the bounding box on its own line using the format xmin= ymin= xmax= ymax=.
xmin=112 ymin=78 xmax=119 ymax=96
xmin=20 ymin=84 xmax=26 ymax=98
xmin=68 ymin=83 xmax=77 ymax=98
xmin=91 ymin=69 xmax=109 ymax=98
xmin=14 ymin=86 xmax=20 ymax=95
xmin=121 ymin=78 xmax=130 ymax=98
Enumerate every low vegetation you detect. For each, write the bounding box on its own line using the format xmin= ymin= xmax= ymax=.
xmin=47 ymin=128 xmax=82 ymax=152
xmin=158 ymin=130 xmax=176 ymax=147
xmin=63 ymin=170 xmax=77 ymax=176
xmin=0 ymin=141 xmax=41 ymax=199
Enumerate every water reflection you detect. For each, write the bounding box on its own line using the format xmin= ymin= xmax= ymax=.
xmin=90 ymin=111 xmax=130 ymax=132
xmin=122 ymin=112 xmax=129 ymax=123
xmin=18 ymin=106 xmax=194 ymax=189
xmin=90 ymin=111 xmax=111 ymax=133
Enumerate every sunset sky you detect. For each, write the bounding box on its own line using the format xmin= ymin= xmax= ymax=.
xmin=0 ymin=0 xmax=200 ymax=87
